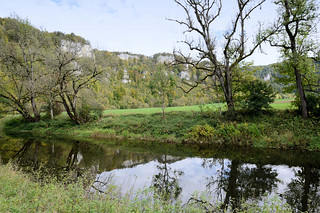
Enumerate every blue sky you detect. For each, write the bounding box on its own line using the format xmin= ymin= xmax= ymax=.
xmin=0 ymin=0 xmax=311 ymax=65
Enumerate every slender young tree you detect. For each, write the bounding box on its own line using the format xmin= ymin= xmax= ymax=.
xmin=149 ymin=64 xmax=175 ymax=118
xmin=170 ymin=0 xmax=275 ymax=112
xmin=269 ymin=0 xmax=319 ymax=118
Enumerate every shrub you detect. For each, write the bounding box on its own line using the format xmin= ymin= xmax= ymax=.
xmin=187 ymin=124 xmax=215 ymax=142
xmin=42 ymin=101 xmax=64 ymax=118
xmin=238 ymin=79 xmax=276 ymax=114
xmin=118 ymin=95 xmax=148 ymax=109
xmin=215 ymin=122 xmax=241 ymax=142
xmin=78 ymin=101 xmax=104 ymax=122
xmin=187 ymin=122 xmax=262 ymax=145
xmin=292 ymin=93 xmax=320 ymax=117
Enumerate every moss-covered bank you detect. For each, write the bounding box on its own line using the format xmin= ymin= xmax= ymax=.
xmin=2 ymin=110 xmax=320 ymax=151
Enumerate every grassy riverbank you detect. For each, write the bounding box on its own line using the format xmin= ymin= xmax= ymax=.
xmin=2 ymin=101 xmax=319 ymax=151
xmin=0 ymin=163 xmax=292 ymax=213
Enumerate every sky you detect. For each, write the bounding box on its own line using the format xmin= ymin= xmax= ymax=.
xmin=0 ymin=0 xmax=312 ymax=65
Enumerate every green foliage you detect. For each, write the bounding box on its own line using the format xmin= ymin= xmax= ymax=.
xmin=118 ymin=95 xmax=148 ymax=109
xmin=238 ymin=80 xmax=276 ymax=113
xmin=273 ymin=56 xmax=316 ymax=94
xmin=187 ymin=124 xmax=215 ymax=142
xmin=78 ymin=101 xmax=104 ymax=122
xmin=42 ymin=102 xmax=64 ymax=118
xmin=149 ymin=64 xmax=176 ymax=116
xmin=270 ymin=0 xmax=319 ymax=118
xmin=293 ymin=93 xmax=320 ymax=117
xmin=3 ymin=105 xmax=320 ymax=151
xmin=187 ymin=122 xmax=262 ymax=145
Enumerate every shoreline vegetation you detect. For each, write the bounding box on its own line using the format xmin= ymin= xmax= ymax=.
xmin=1 ymin=100 xmax=319 ymax=152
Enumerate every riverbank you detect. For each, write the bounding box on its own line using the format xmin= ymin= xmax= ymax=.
xmin=2 ymin=109 xmax=320 ymax=151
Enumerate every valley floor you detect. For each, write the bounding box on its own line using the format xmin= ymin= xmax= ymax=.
xmin=1 ymin=101 xmax=319 ymax=151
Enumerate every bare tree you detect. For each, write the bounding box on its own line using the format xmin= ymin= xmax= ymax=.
xmin=170 ymin=0 xmax=275 ymax=112
xmin=48 ymin=35 xmax=102 ymax=124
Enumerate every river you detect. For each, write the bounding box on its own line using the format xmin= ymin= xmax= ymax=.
xmin=0 ymin=136 xmax=319 ymax=212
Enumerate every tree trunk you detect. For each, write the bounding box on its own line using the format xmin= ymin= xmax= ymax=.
xmin=31 ymin=96 xmax=40 ymax=122
xmin=16 ymin=101 xmax=34 ymax=122
xmin=225 ymin=94 xmax=235 ymax=112
xmin=225 ymin=69 xmax=234 ymax=112
xmin=60 ymin=93 xmax=78 ymax=123
xmin=222 ymin=160 xmax=239 ymax=211
xmin=49 ymin=95 xmax=54 ymax=120
xmin=30 ymin=60 xmax=40 ymax=122
xmin=294 ymin=67 xmax=308 ymax=118
xmin=302 ymin=164 xmax=311 ymax=212
xmin=283 ymin=0 xmax=308 ymax=119
xmin=162 ymin=100 xmax=165 ymax=118
xmin=162 ymin=94 xmax=166 ymax=118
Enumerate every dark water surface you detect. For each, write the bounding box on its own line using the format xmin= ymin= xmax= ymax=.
xmin=0 ymin=136 xmax=320 ymax=212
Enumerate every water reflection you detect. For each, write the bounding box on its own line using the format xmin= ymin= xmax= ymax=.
xmin=0 ymin=137 xmax=320 ymax=211
xmin=284 ymin=164 xmax=320 ymax=212
xmin=152 ymin=154 xmax=184 ymax=202
xmin=206 ymin=160 xmax=280 ymax=211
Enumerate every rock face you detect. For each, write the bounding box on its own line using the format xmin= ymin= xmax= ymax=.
xmin=121 ymin=69 xmax=131 ymax=83
xmin=156 ymin=55 xmax=174 ymax=63
xmin=61 ymin=40 xmax=94 ymax=58
xmin=179 ymin=71 xmax=190 ymax=80
xmin=117 ymin=53 xmax=139 ymax=60
xmin=264 ymin=73 xmax=271 ymax=81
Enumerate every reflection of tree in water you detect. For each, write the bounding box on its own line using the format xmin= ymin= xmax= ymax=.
xmin=8 ymin=139 xmax=98 ymax=182
xmin=203 ymin=159 xmax=279 ymax=211
xmin=284 ymin=164 xmax=320 ymax=213
xmin=152 ymin=155 xmax=184 ymax=202
xmin=11 ymin=139 xmax=41 ymax=170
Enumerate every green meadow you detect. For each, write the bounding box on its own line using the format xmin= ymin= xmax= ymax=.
xmin=103 ymin=99 xmax=294 ymax=116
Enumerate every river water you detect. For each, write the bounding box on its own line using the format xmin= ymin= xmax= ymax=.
xmin=0 ymin=137 xmax=319 ymax=212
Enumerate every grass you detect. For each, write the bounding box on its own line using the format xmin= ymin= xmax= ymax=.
xmin=4 ymin=98 xmax=319 ymax=151
xmin=2 ymin=99 xmax=319 ymax=151
xmin=270 ymin=99 xmax=294 ymax=110
xmin=104 ymin=99 xmax=294 ymax=116
xmin=0 ymin=163 xmax=293 ymax=212
xmin=103 ymin=103 xmax=227 ymax=115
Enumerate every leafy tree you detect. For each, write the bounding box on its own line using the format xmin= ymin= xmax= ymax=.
xmin=239 ymin=79 xmax=276 ymax=113
xmin=269 ymin=0 xmax=319 ymax=118
xmin=149 ymin=64 xmax=175 ymax=117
